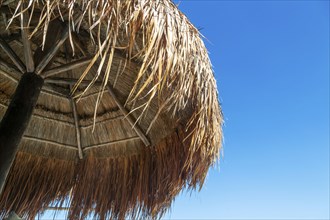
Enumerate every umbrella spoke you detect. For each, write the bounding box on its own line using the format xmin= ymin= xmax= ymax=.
xmin=0 ymin=37 xmax=25 ymax=73
xmin=0 ymin=58 xmax=69 ymax=98
xmin=83 ymin=136 xmax=141 ymax=151
xmin=35 ymin=25 xmax=70 ymax=75
xmin=107 ymin=85 xmax=151 ymax=147
xmin=70 ymin=93 xmax=84 ymax=159
xmin=43 ymin=57 xmax=92 ymax=78
xmin=45 ymin=77 xmax=102 ymax=86
xmin=0 ymin=57 xmax=20 ymax=81
xmin=45 ymin=77 xmax=151 ymax=147
xmin=20 ymin=4 xmax=34 ymax=73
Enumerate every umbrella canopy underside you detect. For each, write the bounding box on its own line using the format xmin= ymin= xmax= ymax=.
xmin=0 ymin=0 xmax=223 ymax=219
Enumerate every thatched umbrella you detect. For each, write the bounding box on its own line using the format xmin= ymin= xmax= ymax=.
xmin=0 ymin=0 xmax=223 ymax=219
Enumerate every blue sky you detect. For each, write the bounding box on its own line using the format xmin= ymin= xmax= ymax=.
xmin=40 ymin=1 xmax=329 ymax=219
xmin=165 ymin=0 xmax=329 ymax=219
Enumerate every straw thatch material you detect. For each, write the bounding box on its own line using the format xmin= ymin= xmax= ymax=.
xmin=0 ymin=0 xmax=223 ymax=219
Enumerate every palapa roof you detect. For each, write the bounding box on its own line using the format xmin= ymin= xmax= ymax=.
xmin=0 ymin=0 xmax=223 ymax=219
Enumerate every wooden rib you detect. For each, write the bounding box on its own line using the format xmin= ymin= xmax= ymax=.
xmin=83 ymin=136 xmax=141 ymax=151
xmin=32 ymin=114 xmax=74 ymax=127
xmin=1 ymin=99 xmax=123 ymax=128
xmin=21 ymin=4 xmax=34 ymax=72
xmin=23 ymin=135 xmax=141 ymax=152
xmin=49 ymin=65 xmax=150 ymax=146
xmin=0 ymin=102 xmax=7 ymax=108
xmin=72 ymin=33 xmax=87 ymax=56
xmin=0 ymin=58 xmax=69 ymax=98
xmin=0 ymin=33 xmax=20 ymax=42
xmin=43 ymin=57 xmax=92 ymax=78
xmin=0 ymin=102 xmax=75 ymax=127
xmin=35 ymin=25 xmax=70 ymax=75
xmin=45 ymin=77 xmax=102 ymax=86
xmin=107 ymin=85 xmax=151 ymax=146
xmin=81 ymin=115 xmax=124 ymax=128
xmin=70 ymin=95 xmax=84 ymax=159
xmin=0 ymin=37 xmax=26 ymax=73
xmin=0 ymin=57 xmax=20 ymax=81
xmin=43 ymin=83 xmax=70 ymax=97
xmin=23 ymin=135 xmax=77 ymax=150
xmin=2 ymin=0 xmax=16 ymax=5
xmin=1 ymin=11 xmax=10 ymax=35
xmin=0 ymin=5 xmax=11 ymax=14
xmin=78 ymin=90 xmax=107 ymax=100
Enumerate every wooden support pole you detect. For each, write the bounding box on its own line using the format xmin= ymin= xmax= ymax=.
xmin=0 ymin=21 xmax=69 ymax=195
xmin=107 ymin=85 xmax=151 ymax=146
xmin=0 ymin=72 xmax=44 ymax=195
xmin=0 ymin=37 xmax=26 ymax=73
xmin=43 ymin=57 xmax=92 ymax=78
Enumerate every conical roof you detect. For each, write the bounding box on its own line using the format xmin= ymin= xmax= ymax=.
xmin=0 ymin=0 xmax=223 ymax=219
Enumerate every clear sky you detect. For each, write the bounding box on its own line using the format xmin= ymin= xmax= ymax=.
xmin=165 ymin=0 xmax=329 ymax=219
xmin=39 ymin=1 xmax=329 ymax=219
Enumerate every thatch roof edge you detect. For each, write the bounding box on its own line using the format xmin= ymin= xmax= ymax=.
xmin=1 ymin=127 xmax=216 ymax=219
